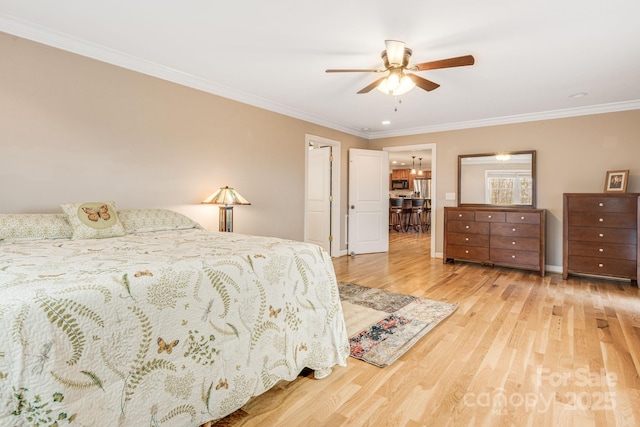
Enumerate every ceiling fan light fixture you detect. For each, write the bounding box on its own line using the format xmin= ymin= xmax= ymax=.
xmin=376 ymin=72 xmax=415 ymax=96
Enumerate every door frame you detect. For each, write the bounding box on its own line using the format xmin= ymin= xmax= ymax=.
xmin=384 ymin=143 xmax=437 ymax=257
xmin=304 ymin=134 xmax=341 ymax=257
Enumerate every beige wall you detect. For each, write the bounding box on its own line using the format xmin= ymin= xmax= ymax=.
xmin=3 ymin=32 xmax=640 ymax=268
xmin=0 ymin=32 xmax=368 ymax=247
xmin=369 ymin=111 xmax=640 ymax=269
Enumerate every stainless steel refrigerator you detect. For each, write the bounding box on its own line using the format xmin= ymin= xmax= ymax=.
xmin=414 ymin=178 xmax=431 ymax=199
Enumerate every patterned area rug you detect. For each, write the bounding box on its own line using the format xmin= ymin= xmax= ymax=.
xmin=338 ymin=282 xmax=458 ymax=368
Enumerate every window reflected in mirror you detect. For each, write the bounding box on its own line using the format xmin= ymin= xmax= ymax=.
xmin=458 ymin=151 xmax=536 ymax=208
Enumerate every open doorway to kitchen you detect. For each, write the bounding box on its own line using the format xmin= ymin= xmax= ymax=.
xmin=304 ymin=134 xmax=341 ymax=257
xmin=384 ymin=143 xmax=436 ymax=258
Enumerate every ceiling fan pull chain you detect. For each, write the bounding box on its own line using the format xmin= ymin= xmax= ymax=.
xmin=394 ymin=97 xmax=402 ymax=112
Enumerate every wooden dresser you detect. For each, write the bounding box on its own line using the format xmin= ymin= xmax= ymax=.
xmin=444 ymin=207 xmax=546 ymax=276
xmin=563 ymin=193 xmax=640 ymax=283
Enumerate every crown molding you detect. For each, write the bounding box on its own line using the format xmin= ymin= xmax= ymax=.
xmin=2 ymin=14 xmax=638 ymax=141
xmin=367 ymin=100 xmax=640 ymax=139
xmin=0 ymin=14 xmax=369 ymax=139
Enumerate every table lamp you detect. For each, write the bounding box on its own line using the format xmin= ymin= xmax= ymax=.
xmin=201 ymin=186 xmax=251 ymax=232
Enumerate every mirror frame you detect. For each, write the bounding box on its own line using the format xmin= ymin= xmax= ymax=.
xmin=458 ymin=150 xmax=537 ymax=209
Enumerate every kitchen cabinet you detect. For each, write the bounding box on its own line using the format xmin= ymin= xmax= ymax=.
xmin=563 ymin=193 xmax=639 ymax=283
xmin=391 ymin=169 xmax=410 ymax=180
xmin=444 ymin=207 xmax=546 ymax=276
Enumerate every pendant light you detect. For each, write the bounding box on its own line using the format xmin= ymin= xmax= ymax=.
xmin=418 ymin=157 xmax=423 ymax=176
xmin=410 ymin=156 xmax=416 ymax=174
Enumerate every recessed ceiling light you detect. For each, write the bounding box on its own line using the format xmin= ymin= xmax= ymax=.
xmin=361 ymin=127 xmax=370 ymax=131
xmin=382 ymin=120 xmax=391 ymax=125
xmin=391 ymin=160 xmax=397 ymax=164
xmin=569 ymin=92 xmax=588 ymax=98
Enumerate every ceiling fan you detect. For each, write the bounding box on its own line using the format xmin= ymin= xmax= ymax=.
xmin=326 ymin=40 xmax=475 ymax=95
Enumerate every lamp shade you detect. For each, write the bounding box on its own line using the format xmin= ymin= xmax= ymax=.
xmin=201 ymin=186 xmax=251 ymax=205
xmin=376 ymin=73 xmax=415 ymax=96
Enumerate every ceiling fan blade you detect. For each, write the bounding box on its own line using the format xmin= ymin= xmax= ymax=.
xmin=408 ymin=74 xmax=440 ymax=92
xmin=385 ymin=40 xmax=406 ymax=66
xmin=357 ymin=76 xmax=387 ymax=94
xmin=325 ymin=69 xmax=383 ymax=73
xmin=413 ymin=55 xmax=475 ymax=71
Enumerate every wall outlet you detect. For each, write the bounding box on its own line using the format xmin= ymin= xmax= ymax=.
xmin=445 ymin=192 xmax=456 ymax=200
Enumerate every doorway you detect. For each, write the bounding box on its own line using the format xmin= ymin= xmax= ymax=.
xmin=384 ymin=143 xmax=436 ymax=257
xmin=304 ymin=134 xmax=341 ymax=257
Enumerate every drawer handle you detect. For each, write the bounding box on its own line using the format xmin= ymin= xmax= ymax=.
xmin=598 ymin=263 xmax=604 ymax=268
xmin=512 ymin=228 xmax=516 ymax=232
xmin=458 ymin=214 xmax=463 ymax=217
xmin=465 ymin=225 xmax=470 ymax=229
xmin=512 ymin=241 xmax=516 ymax=245
xmin=465 ymin=250 xmax=469 ymax=254
xmin=488 ymin=215 xmax=492 ymax=219
xmin=599 ymin=202 xmax=604 ymax=207
xmin=465 ymin=237 xmax=469 ymax=241
xmin=599 ymin=248 xmax=604 ymax=252
xmin=598 ymin=233 xmax=604 ymax=237
xmin=520 ymin=216 xmax=525 ymax=220
xmin=511 ymin=255 xmax=516 ymax=259
xmin=598 ymin=218 xmax=604 ymax=222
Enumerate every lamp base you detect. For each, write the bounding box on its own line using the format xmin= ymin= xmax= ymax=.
xmin=219 ymin=205 xmax=234 ymax=232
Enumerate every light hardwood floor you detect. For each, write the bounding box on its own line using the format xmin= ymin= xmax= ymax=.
xmin=212 ymin=231 xmax=640 ymax=426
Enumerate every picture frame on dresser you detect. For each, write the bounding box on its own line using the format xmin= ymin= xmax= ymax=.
xmin=604 ymin=169 xmax=629 ymax=193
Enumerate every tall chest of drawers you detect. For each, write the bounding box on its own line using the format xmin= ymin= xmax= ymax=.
xmin=444 ymin=207 xmax=546 ymax=276
xmin=563 ymin=193 xmax=640 ymax=283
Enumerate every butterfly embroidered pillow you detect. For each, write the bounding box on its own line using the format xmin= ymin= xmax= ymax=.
xmin=60 ymin=201 xmax=126 ymax=240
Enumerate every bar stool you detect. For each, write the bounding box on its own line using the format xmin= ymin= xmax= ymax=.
xmin=389 ymin=198 xmax=403 ymax=232
xmin=410 ymin=198 xmax=425 ymax=232
xmin=401 ymin=198 xmax=412 ymax=232
xmin=422 ymin=199 xmax=431 ymax=232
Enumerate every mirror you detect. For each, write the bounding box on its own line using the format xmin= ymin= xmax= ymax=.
xmin=458 ymin=150 xmax=536 ymax=208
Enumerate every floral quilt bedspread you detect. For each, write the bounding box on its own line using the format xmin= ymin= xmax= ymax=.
xmin=0 ymin=230 xmax=349 ymax=426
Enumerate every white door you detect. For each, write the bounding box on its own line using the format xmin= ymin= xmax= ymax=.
xmin=348 ymin=148 xmax=389 ymax=254
xmin=306 ymin=146 xmax=332 ymax=253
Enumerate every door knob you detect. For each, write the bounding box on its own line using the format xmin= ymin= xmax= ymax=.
xmin=350 ymin=205 xmax=355 ymax=209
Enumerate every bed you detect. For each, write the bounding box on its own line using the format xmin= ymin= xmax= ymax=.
xmin=0 ymin=205 xmax=349 ymax=426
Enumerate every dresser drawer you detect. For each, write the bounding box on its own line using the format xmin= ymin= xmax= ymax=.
xmin=447 ymin=210 xmax=476 ymax=221
xmin=475 ymin=211 xmax=505 ymax=222
xmin=567 ymin=256 xmax=637 ymax=278
xmin=506 ymin=212 xmax=541 ymax=224
xmin=567 ymin=196 xmax=637 ymax=213
xmin=447 ymin=221 xmax=490 ymax=234
xmin=447 ymin=232 xmax=489 ymax=248
xmin=567 ymin=241 xmax=636 ymax=260
xmin=491 ymin=248 xmax=540 ymax=267
xmin=568 ymin=212 xmax=636 ymax=229
xmin=445 ymin=206 xmax=545 ymax=276
xmin=490 ymin=235 xmax=540 ymax=251
xmin=567 ymin=226 xmax=637 ymax=244
xmin=490 ymin=223 xmax=539 ymax=238
xmin=446 ymin=245 xmax=489 ymax=261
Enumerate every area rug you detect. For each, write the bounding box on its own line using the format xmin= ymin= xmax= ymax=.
xmin=338 ymin=281 xmax=458 ymax=368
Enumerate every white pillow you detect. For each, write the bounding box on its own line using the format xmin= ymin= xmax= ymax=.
xmin=118 ymin=209 xmax=202 ymax=233
xmin=0 ymin=213 xmax=72 ymax=241
xmin=60 ymin=201 xmax=126 ymax=240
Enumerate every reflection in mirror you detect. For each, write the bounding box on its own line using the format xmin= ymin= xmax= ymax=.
xmin=458 ymin=150 xmax=536 ymax=208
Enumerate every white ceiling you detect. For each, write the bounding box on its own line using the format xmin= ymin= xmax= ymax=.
xmin=1 ymin=0 xmax=639 ymax=143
